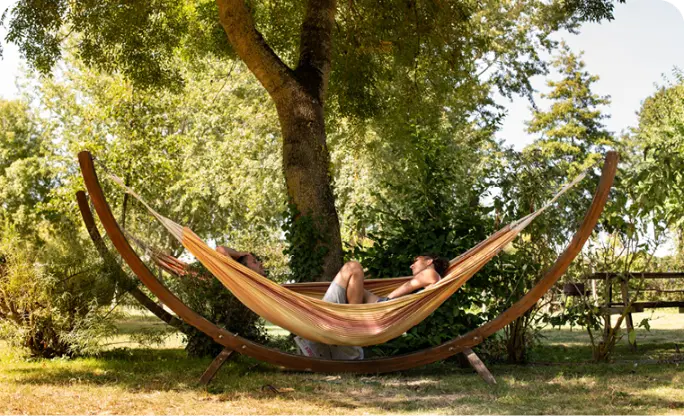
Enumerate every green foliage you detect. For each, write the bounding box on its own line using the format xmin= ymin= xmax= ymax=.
xmin=0 ymin=223 xmax=118 ymax=357
xmin=165 ymin=260 xmax=267 ymax=357
xmin=4 ymin=0 xmax=624 ymax=118
xmin=0 ymin=97 xmax=122 ymax=358
xmin=345 ymin=117 xmax=497 ymax=354
xmin=5 ymin=0 xmax=191 ymax=89
xmin=542 ymin=68 xmax=684 ymax=363
xmin=356 ymin=196 xmax=492 ymax=355
xmin=548 ymin=216 xmax=663 ymax=362
xmin=0 ymin=0 xmax=648 ymax=360
xmin=629 ymin=69 xmax=684 ymax=229
xmin=0 ymin=99 xmax=56 ymax=239
xmin=282 ymin=203 xmax=328 ymax=283
xmin=32 ymin=51 xmax=288 ymax=278
xmin=3 ymin=0 xmax=629 ymax=291
xmin=488 ymin=44 xmax=618 ymax=363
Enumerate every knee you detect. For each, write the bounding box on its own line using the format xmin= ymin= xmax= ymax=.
xmin=342 ymin=261 xmax=363 ymax=278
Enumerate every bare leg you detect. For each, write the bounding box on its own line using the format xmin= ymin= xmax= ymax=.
xmin=332 ymin=261 xmax=365 ymax=304
xmin=363 ymin=289 xmax=379 ymax=304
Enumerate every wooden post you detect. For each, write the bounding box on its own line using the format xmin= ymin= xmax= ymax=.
xmin=620 ymin=279 xmax=637 ymax=351
xmin=602 ymin=275 xmax=611 ymax=343
xmin=199 ymin=348 xmax=235 ymax=385
xmin=462 ymin=348 xmax=496 ymax=385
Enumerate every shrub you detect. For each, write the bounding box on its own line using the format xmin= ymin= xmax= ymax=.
xmin=0 ymin=224 xmax=118 ymax=357
xmin=165 ymin=260 xmax=268 ymax=357
xmin=350 ymin=189 xmax=497 ymax=355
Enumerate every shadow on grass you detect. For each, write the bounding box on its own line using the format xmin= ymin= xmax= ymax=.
xmin=525 ymin=327 xmax=682 ymax=364
xmin=5 ymin=343 xmax=682 ymax=414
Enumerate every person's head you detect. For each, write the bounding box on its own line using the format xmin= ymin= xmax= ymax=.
xmin=236 ymin=253 xmax=265 ymax=275
xmin=216 ymin=246 xmax=265 ymax=275
xmin=410 ymin=253 xmax=449 ymax=277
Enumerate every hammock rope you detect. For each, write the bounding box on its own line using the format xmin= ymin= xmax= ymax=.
xmin=97 ymin=160 xmax=587 ymax=346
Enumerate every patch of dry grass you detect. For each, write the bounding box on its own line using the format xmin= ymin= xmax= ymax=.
xmin=0 ymin=310 xmax=682 ymax=414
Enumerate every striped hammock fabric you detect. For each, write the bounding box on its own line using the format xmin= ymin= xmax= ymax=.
xmin=108 ymin=172 xmax=585 ymax=346
xmin=129 ymin=234 xmax=417 ymax=298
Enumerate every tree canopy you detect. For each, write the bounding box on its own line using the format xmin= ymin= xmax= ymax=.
xmin=2 ymin=0 xmax=627 ymax=282
xmin=630 ymin=69 xmax=684 ymax=230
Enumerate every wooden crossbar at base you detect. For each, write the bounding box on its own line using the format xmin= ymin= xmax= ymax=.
xmin=462 ymin=348 xmax=496 ymax=385
xmin=77 ymin=150 xmax=617 ymax=374
xmin=199 ymin=348 xmax=236 ymax=385
xmin=199 ymin=346 xmax=496 ymax=386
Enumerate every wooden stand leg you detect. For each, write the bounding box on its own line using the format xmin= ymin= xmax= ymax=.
xmin=462 ymin=348 xmax=496 ymax=385
xmin=199 ymin=348 xmax=235 ymax=386
xmin=620 ymin=281 xmax=637 ymax=351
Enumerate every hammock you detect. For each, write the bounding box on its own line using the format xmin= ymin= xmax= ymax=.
xmin=78 ymin=150 xmax=618 ymax=372
xmin=127 ymin=232 xmax=417 ymax=297
xmin=101 ymin=158 xmax=586 ymax=346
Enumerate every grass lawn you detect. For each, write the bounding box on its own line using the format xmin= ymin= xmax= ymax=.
xmin=1 ymin=309 xmax=682 ymax=414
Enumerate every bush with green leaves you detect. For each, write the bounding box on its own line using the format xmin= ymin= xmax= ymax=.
xmin=346 ymin=122 xmax=500 ymax=355
xmin=354 ymin=215 xmax=495 ymax=355
xmin=282 ymin=203 xmax=328 ymax=283
xmin=0 ymin=224 xmax=118 ymax=357
xmin=165 ymin=260 xmax=267 ymax=357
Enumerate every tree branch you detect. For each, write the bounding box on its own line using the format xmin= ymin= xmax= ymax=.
xmin=295 ymin=0 xmax=336 ymax=102
xmin=215 ymin=0 xmax=295 ymax=99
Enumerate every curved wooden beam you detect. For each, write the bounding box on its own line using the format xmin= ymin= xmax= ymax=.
xmin=76 ymin=190 xmax=187 ymax=332
xmin=78 ymin=150 xmax=618 ymax=373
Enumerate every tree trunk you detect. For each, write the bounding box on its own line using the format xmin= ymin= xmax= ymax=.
xmin=276 ymin=91 xmax=343 ymax=281
xmin=506 ymin=315 xmax=528 ymax=364
xmin=216 ymin=0 xmax=342 ymax=280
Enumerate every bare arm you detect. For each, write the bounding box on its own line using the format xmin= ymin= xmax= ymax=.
xmin=386 ymin=270 xmax=440 ymax=300
xmin=216 ymin=246 xmax=246 ymax=259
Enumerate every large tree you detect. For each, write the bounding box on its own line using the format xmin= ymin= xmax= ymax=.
xmin=3 ymin=0 xmax=625 ymax=280
xmin=495 ymin=44 xmax=616 ymax=363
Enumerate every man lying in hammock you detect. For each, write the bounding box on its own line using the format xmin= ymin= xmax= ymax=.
xmin=302 ymin=255 xmax=449 ymax=359
xmin=216 ymin=246 xmax=448 ymax=359
xmin=327 ymin=255 xmax=449 ymax=304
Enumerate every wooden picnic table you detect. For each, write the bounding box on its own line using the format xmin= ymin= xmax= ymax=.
xmin=586 ymin=272 xmax=684 ymax=350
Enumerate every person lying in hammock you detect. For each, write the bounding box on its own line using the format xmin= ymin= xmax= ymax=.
xmin=297 ymin=254 xmax=449 ymax=360
xmin=327 ymin=254 xmax=449 ymax=305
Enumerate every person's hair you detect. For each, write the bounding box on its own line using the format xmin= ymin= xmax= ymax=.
xmin=419 ymin=253 xmax=449 ymax=276
xmin=236 ymin=252 xmax=263 ymax=267
xmin=236 ymin=254 xmax=250 ymax=267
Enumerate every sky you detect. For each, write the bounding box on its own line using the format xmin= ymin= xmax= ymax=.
xmin=1 ymin=0 xmax=682 ymax=149
xmin=497 ymin=0 xmax=684 ymax=149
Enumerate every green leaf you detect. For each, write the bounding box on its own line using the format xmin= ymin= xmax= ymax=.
xmin=628 ymin=329 xmax=636 ymax=345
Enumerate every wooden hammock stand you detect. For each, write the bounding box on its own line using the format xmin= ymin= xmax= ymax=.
xmin=77 ymin=189 xmax=496 ymax=384
xmin=77 ymin=150 xmax=617 ymax=377
xmin=79 ymin=196 xmax=503 ymax=385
